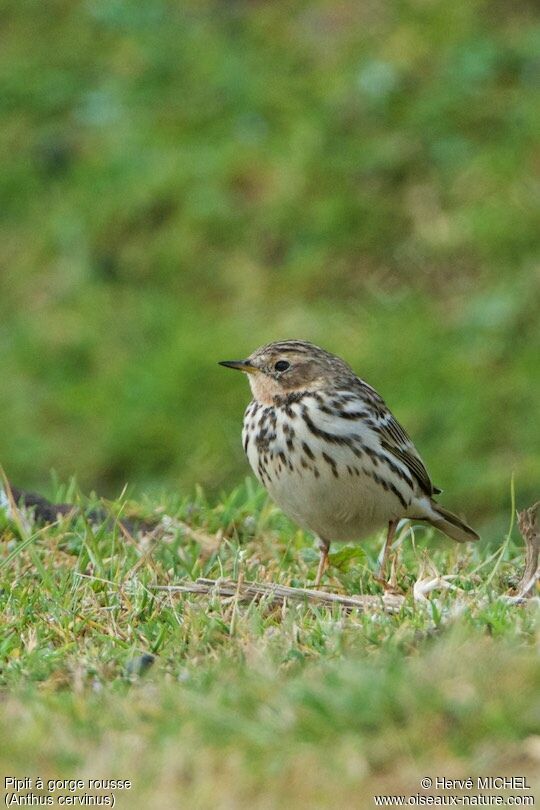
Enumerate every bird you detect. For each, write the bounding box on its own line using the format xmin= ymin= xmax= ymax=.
xmin=219 ymin=339 xmax=479 ymax=589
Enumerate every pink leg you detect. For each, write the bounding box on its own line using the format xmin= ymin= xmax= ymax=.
xmin=378 ymin=519 xmax=398 ymax=582
xmin=314 ymin=538 xmax=330 ymax=588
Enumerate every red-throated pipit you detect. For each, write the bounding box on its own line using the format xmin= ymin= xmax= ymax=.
xmin=220 ymin=340 xmax=479 ymax=588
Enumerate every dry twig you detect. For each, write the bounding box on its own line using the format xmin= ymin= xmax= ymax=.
xmin=513 ymin=502 xmax=540 ymax=599
xmin=152 ymin=578 xmax=405 ymax=613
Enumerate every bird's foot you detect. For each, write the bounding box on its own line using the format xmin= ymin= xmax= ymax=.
xmin=374 ymin=554 xmax=404 ymax=595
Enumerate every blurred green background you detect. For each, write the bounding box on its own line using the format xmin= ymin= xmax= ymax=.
xmin=1 ymin=0 xmax=538 ymax=533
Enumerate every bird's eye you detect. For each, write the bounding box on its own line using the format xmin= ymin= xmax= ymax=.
xmin=274 ymin=360 xmax=290 ymax=372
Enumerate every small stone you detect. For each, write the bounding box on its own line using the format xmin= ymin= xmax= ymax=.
xmin=125 ymin=653 xmax=155 ymax=677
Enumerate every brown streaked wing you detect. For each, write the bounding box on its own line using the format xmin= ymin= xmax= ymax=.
xmin=356 ymin=379 xmax=441 ymax=496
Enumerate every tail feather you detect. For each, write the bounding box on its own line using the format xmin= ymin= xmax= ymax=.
xmin=427 ymin=501 xmax=479 ymax=544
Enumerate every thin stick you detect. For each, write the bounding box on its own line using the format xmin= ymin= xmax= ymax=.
xmin=151 ymin=578 xmax=405 ymax=613
xmin=513 ymin=502 xmax=540 ymax=599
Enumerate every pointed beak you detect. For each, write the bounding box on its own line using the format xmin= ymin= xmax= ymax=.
xmin=218 ymin=359 xmax=257 ymax=374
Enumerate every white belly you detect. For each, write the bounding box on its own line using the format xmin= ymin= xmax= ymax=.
xmin=262 ymin=462 xmax=403 ymax=541
xmin=242 ymin=396 xmax=415 ymax=542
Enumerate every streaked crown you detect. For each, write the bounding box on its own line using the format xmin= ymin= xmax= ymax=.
xmin=220 ymin=340 xmax=356 ymax=402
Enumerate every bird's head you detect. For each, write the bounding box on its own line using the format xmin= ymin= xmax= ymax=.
xmin=219 ymin=340 xmax=353 ymax=403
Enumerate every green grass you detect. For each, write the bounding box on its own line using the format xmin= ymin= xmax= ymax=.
xmin=1 ymin=482 xmax=538 ymax=807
